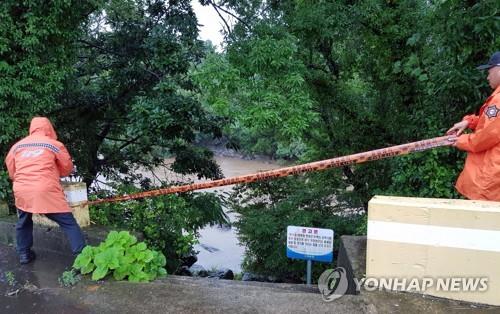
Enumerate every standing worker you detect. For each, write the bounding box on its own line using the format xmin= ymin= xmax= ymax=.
xmin=5 ymin=117 xmax=86 ymax=264
xmin=447 ymin=51 xmax=500 ymax=201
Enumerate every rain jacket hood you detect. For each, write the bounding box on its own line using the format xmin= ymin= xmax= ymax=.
xmin=29 ymin=117 xmax=57 ymax=140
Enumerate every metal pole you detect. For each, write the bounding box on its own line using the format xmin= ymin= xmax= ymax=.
xmin=306 ymin=259 xmax=312 ymax=286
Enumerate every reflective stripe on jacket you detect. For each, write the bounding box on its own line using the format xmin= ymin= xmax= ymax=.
xmin=5 ymin=117 xmax=73 ymax=213
xmin=455 ymin=85 xmax=500 ymax=200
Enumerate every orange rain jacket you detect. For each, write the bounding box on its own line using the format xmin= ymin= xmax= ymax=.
xmin=455 ymin=85 xmax=500 ymax=200
xmin=5 ymin=117 xmax=73 ymax=213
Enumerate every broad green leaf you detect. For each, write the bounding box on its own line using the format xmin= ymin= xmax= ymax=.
xmin=73 ymin=254 xmax=91 ymax=269
xmin=143 ymin=250 xmax=154 ymax=263
xmin=113 ymin=265 xmax=129 ymax=281
xmin=94 ymin=247 xmax=121 ymax=269
xmin=92 ymin=266 xmax=109 ymax=281
xmin=157 ymin=268 xmax=167 ymax=277
xmin=80 ymin=263 xmax=95 ymax=275
xmin=105 ymin=231 xmax=120 ymax=246
xmin=135 ymin=242 xmax=147 ymax=251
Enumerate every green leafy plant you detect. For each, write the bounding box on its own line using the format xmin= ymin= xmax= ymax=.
xmin=175 ymin=232 xmax=199 ymax=256
xmin=4 ymin=271 xmax=16 ymax=286
xmin=59 ymin=269 xmax=81 ymax=287
xmin=73 ymin=231 xmax=167 ymax=283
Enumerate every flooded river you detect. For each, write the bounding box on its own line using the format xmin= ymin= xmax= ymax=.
xmin=191 ymin=157 xmax=280 ymax=273
xmin=151 ymin=156 xmax=282 ymax=273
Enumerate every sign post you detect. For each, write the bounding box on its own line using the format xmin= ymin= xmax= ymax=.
xmin=307 ymin=259 xmax=312 ymax=285
xmin=286 ymin=226 xmax=334 ymax=286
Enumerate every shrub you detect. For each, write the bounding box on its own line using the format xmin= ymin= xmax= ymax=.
xmin=230 ymin=173 xmax=365 ymax=283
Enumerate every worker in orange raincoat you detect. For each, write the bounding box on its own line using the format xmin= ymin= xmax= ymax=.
xmin=447 ymin=51 xmax=500 ymax=201
xmin=5 ymin=117 xmax=85 ymax=264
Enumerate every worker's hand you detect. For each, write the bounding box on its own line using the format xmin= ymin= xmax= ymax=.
xmin=447 ymin=135 xmax=458 ymax=147
xmin=446 ymin=121 xmax=469 ymax=136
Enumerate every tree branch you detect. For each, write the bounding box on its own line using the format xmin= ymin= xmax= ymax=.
xmin=207 ymin=0 xmax=250 ymax=30
xmin=318 ymin=39 xmax=339 ymax=78
xmin=76 ymin=39 xmax=125 ymax=57
xmin=209 ymin=2 xmax=231 ymax=35
xmin=117 ymin=135 xmax=142 ymax=151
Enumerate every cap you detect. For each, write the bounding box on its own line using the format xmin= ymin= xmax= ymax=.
xmin=477 ymin=51 xmax=500 ymax=70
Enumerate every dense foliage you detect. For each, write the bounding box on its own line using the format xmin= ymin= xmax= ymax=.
xmin=229 ymin=176 xmax=365 ymax=281
xmin=1 ymin=0 xmax=499 ymax=282
xmin=195 ymin=0 xmax=499 ymax=202
xmin=0 ymin=0 xmax=100 ymax=204
xmin=0 ymin=0 xmax=227 ymax=274
xmin=0 ymin=0 xmax=223 ymax=200
xmin=55 ymin=0 xmax=224 ymax=190
xmin=194 ymin=0 xmax=499 ymax=279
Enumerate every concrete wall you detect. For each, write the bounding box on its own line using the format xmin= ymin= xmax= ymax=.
xmin=366 ymin=196 xmax=500 ymax=306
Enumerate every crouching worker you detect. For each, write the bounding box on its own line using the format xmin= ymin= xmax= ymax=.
xmin=4 ymin=117 xmax=85 ymax=264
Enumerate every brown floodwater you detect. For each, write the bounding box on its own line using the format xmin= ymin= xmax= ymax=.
xmin=142 ymin=156 xmax=282 ymax=273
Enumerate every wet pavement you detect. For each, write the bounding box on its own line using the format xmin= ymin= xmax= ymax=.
xmin=0 ymin=242 xmax=360 ymax=313
xmin=2 ymin=242 xmax=500 ymax=313
xmin=0 ymin=243 xmax=88 ymax=313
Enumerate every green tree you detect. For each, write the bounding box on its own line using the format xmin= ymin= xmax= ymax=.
xmin=0 ymin=0 xmax=228 ymax=269
xmin=0 ymin=0 xmax=101 ymax=203
xmin=196 ymin=0 xmax=499 ymax=280
xmin=1 ymin=0 xmax=225 ymax=199
xmin=54 ymin=0 xmax=223 ymax=189
xmin=196 ymin=0 xmax=499 ymax=205
xmin=192 ymin=23 xmax=317 ymax=158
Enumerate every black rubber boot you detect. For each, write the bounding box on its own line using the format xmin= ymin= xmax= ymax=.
xmin=19 ymin=250 xmax=36 ymax=265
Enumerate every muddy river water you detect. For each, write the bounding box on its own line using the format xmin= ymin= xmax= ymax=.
xmin=150 ymin=156 xmax=282 ymax=273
